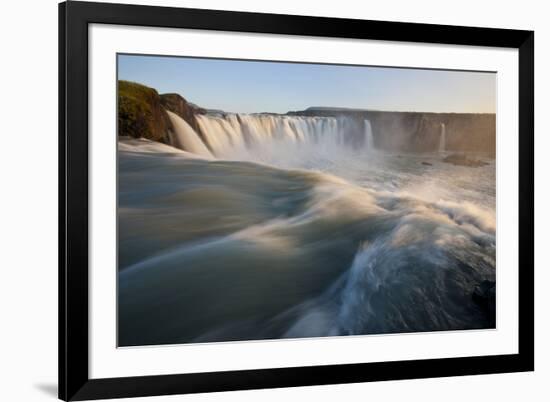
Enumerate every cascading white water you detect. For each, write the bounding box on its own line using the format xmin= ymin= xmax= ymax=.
xmin=166 ymin=110 xmax=212 ymax=158
xmin=193 ymin=114 xmax=371 ymax=161
xmin=163 ymin=111 xmax=376 ymax=166
xmin=439 ymin=122 xmax=446 ymax=152
xmin=195 ymin=114 xmax=343 ymax=154
xmin=120 ymin=111 xmax=497 ymax=346
xmin=364 ymin=119 xmax=374 ymax=151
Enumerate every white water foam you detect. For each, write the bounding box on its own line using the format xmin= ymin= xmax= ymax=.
xmin=166 ymin=110 xmax=213 ymax=158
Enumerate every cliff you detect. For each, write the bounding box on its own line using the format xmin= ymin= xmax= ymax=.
xmin=117 ymin=81 xmax=206 ymax=144
xmin=117 ymin=80 xmax=171 ymax=143
xmin=369 ymin=111 xmax=495 ymax=154
xmin=160 ymin=93 xmax=206 ymax=135
xmin=288 ymin=108 xmax=496 ymax=155
xmin=117 ymin=81 xmax=496 ymax=156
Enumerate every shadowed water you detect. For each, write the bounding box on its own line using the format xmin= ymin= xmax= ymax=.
xmin=118 ymin=135 xmax=495 ymax=346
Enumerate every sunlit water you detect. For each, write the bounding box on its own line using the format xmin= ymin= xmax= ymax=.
xmin=118 ymin=125 xmax=496 ymax=346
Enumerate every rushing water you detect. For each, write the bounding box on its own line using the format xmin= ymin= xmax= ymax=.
xmin=118 ymin=114 xmax=496 ymax=347
xmin=439 ymin=123 xmax=446 ymax=152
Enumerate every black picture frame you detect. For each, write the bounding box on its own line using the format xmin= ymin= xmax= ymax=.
xmin=59 ymin=1 xmax=534 ymax=400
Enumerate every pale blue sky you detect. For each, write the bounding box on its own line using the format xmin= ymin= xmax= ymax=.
xmin=118 ymin=54 xmax=496 ymax=114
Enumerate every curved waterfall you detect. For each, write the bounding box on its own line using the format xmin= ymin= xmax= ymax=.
xmin=119 ymin=110 xmax=496 ymax=346
xmin=168 ymin=113 xmax=374 ymax=160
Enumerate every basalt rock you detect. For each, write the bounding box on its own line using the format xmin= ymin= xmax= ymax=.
xmin=287 ymin=107 xmax=496 ymax=155
xmin=117 ymin=80 xmax=171 ymax=143
xmin=160 ymin=93 xmax=206 ymax=135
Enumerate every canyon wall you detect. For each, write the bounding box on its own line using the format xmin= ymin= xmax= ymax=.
xmin=118 ymin=81 xmax=496 ymax=156
xmin=288 ymin=108 xmax=495 ymax=155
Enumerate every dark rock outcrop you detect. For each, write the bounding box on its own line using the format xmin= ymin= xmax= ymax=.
xmin=442 ymin=154 xmax=489 ymax=167
xmin=160 ymin=93 xmax=205 ymax=134
xmin=117 ymin=81 xmax=211 ymax=149
xmin=117 ymin=80 xmax=171 ymax=143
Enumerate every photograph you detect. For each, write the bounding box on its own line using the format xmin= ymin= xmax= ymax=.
xmin=116 ymin=54 xmax=497 ymax=347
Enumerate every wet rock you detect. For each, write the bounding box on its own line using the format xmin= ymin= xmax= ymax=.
xmin=443 ymin=154 xmax=489 ymax=167
xmin=472 ymin=280 xmax=496 ymax=319
xmin=287 ymin=108 xmax=496 ymax=155
xmin=160 ymin=93 xmax=205 ymax=133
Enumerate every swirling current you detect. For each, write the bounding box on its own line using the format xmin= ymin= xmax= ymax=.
xmin=117 ymin=114 xmax=495 ymax=346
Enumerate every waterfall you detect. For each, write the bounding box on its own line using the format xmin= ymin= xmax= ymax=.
xmin=439 ymin=123 xmax=446 ymax=152
xmin=166 ymin=111 xmax=212 ymax=158
xmin=364 ymin=119 xmax=374 ymax=151
xmin=164 ymin=111 xmax=376 ymax=163
xmin=196 ymin=114 xmax=344 ymax=154
xmin=194 ymin=114 xmax=369 ymax=158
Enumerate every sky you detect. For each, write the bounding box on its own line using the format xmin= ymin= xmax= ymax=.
xmin=118 ymin=54 xmax=496 ymax=114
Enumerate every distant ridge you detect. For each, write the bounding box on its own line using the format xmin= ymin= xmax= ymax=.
xmin=306 ymin=106 xmax=371 ymax=112
xmin=302 ymin=106 xmax=495 ymax=115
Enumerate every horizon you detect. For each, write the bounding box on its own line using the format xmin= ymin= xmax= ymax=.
xmin=118 ymin=54 xmax=497 ymax=115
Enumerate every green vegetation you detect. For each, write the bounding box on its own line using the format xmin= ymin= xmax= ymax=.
xmin=118 ymin=80 xmax=170 ymax=142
